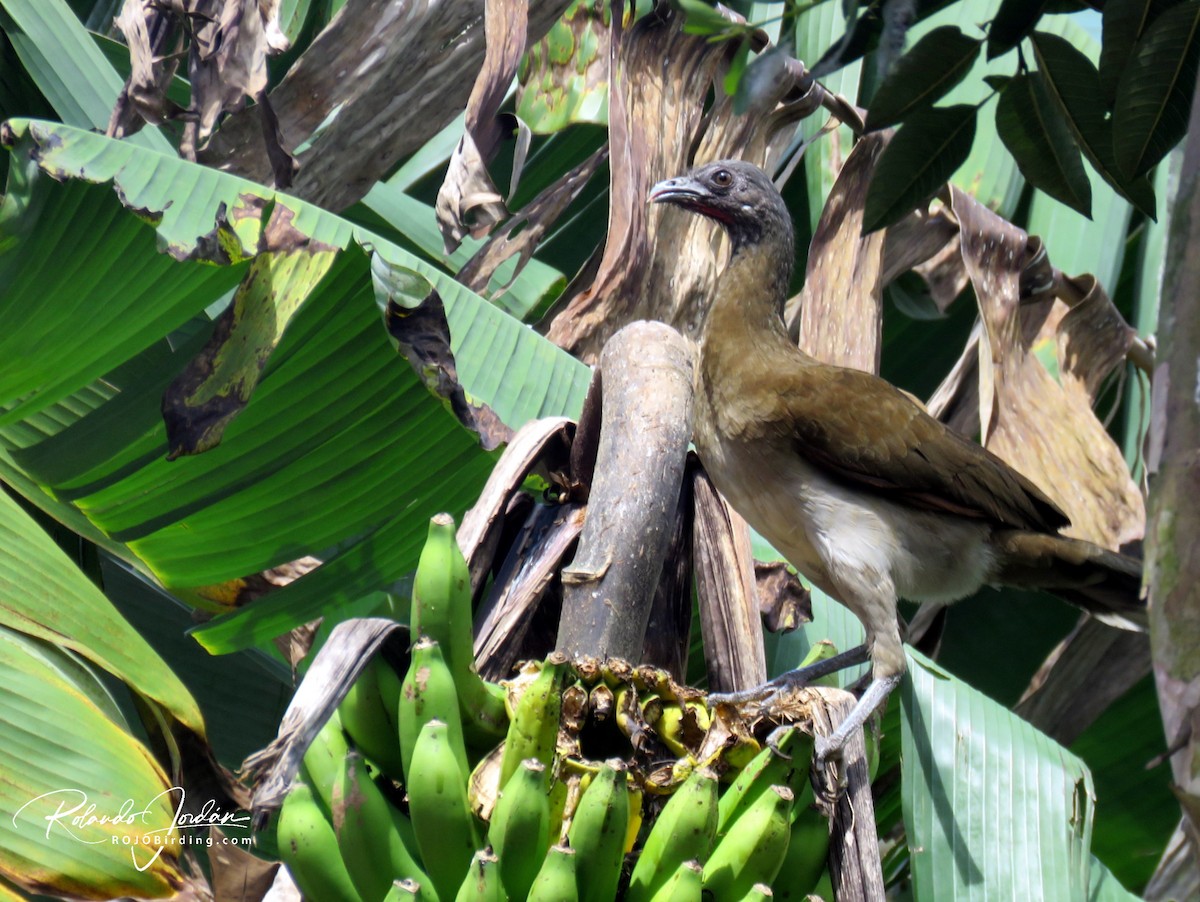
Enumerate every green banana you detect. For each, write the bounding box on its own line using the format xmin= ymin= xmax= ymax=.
xmin=498 ymin=657 xmax=564 ymax=792
xmin=301 ymin=709 xmax=352 ymax=816
xmin=400 ymin=637 xmax=469 ymax=779
xmin=340 ymin=656 xmax=406 ymax=778
xmin=647 ymin=859 xmax=702 ymax=902
xmin=333 ymin=750 xmax=431 ymax=902
xmin=454 ymin=849 xmax=505 ymax=902
xmin=527 ymin=843 xmax=578 ymax=902
xmin=740 ymin=883 xmax=774 ymax=900
xmin=772 ymin=786 xmax=830 ymax=901
xmin=625 ymin=767 xmax=718 ymax=901
xmin=383 ymin=878 xmax=436 ymax=900
xmin=488 ymin=758 xmax=550 ymax=900
xmin=716 ymin=727 xmax=812 ymax=835
xmin=408 ymin=719 xmax=481 ymax=901
xmin=276 ymin=780 xmax=364 ymax=902
xmin=798 ymin=640 xmax=841 ymax=686
xmin=566 ymin=759 xmax=629 ymax=902
xmin=702 ymin=785 xmax=793 ymax=898
xmin=411 ymin=513 xmax=507 ymax=741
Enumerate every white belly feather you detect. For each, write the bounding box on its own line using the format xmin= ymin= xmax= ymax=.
xmin=700 ymin=437 xmax=996 ymax=608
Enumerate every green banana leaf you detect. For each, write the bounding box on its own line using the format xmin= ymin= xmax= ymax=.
xmin=0 ymin=492 xmax=205 ymax=897
xmin=0 ymin=118 xmax=591 ymax=653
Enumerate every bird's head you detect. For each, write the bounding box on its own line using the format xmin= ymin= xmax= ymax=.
xmin=649 ymin=160 xmax=793 ymax=256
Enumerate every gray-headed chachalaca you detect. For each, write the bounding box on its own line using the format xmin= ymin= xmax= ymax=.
xmin=649 ymin=160 xmax=1144 ymax=761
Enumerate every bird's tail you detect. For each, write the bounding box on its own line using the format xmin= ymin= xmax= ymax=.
xmin=990 ymin=531 xmax=1146 ymax=631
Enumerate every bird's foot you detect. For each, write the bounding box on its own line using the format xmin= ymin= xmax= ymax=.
xmin=707 ymin=644 xmax=871 ymax=707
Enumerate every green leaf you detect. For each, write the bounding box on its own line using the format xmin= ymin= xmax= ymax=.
xmin=995 ymin=72 xmax=1092 ymax=217
xmin=902 ymin=647 xmax=1094 ymax=900
xmin=0 ymin=0 xmax=172 ymax=152
xmin=987 ymin=0 xmax=1049 ymax=59
xmin=1112 ymin=0 xmax=1200 ymax=179
xmin=1030 ymin=31 xmax=1157 ymax=219
xmin=863 ymin=104 xmax=977 ymax=234
xmin=516 ymin=0 xmax=611 ymax=132
xmin=866 ymin=25 xmax=981 ymax=131
xmin=0 ymin=625 xmax=191 ymax=899
xmin=723 ymin=36 xmax=751 ymax=98
xmin=1099 ymin=0 xmax=1185 ymax=105
xmin=0 ymin=120 xmax=591 ymax=593
xmin=0 ymin=489 xmax=205 ymax=733
xmin=673 ymin=0 xmax=734 ymax=36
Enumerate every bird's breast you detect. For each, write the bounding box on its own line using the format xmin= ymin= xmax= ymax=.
xmin=693 ymin=420 xmax=997 ymax=606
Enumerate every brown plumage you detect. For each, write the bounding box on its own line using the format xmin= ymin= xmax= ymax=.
xmin=650 ymin=160 xmax=1144 ymax=759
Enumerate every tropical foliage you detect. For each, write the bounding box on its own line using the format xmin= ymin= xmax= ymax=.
xmin=0 ymin=0 xmax=1192 ymax=898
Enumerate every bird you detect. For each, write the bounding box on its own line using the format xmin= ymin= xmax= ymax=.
xmin=648 ymin=159 xmax=1144 ymax=761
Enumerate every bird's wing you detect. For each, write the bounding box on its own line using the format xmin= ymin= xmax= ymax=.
xmin=772 ymin=364 xmax=1069 ymax=532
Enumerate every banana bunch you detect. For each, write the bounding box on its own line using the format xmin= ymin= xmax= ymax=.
xmin=271 ymin=513 xmax=840 ymax=901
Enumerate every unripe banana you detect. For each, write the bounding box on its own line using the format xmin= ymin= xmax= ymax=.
xmin=647 ymin=859 xmax=702 ymax=902
xmin=408 ymin=719 xmax=481 ymax=901
xmin=488 ymin=758 xmax=550 ymax=900
xmin=527 ymin=843 xmax=578 ymax=902
xmin=624 ymin=782 xmax=644 ymax=854
xmin=276 ymin=780 xmax=364 ymax=902
xmin=400 ymin=637 xmax=469 ymax=779
xmin=498 ymin=656 xmax=565 ymax=791
xmin=741 ymin=883 xmax=774 ymax=900
xmin=411 ymin=514 xmax=507 ymax=742
xmin=717 ymin=727 xmax=811 ymax=835
xmin=772 ymin=786 xmax=830 ymax=901
xmin=333 ymin=750 xmax=431 ymax=902
xmin=383 ymin=878 xmax=436 ymax=900
xmin=566 ymin=759 xmax=629 ymax=902
xmin=301 ymin=709 xmax=351 ymax=816
xmin=702 ymin=785 xmax=793 ymax=898
xmin=454 ymin=848 xmax=505 ymax=902
xmin=340 ymin=656 xmax=406 ymax=778
xmin=626 ymin=767 xmax=718 ymax=901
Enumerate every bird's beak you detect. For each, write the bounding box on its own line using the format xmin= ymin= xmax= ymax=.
xmin=648 ymin=175 xmax=710 ymax=206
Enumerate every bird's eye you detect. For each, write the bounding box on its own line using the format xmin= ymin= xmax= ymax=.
xmin=711 ymin=169 xmax=733 ymax=187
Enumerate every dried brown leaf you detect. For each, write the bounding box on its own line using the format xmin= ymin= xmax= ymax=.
xmin=108 ymin=0 xmax=185 ymax=136
xmin=786 ymin=130 xmax=891 ymax=372
xmin=692 ymin=462 xmax=767 ymax=693
xmin=198 ymin=1 xmax=569 ymax=211
xmin=436 ymin=0 xmax=534 ymax=252
xmin=458 ymin=146 xmax=608 ymax=294
xmin=546 ymin=12 xmax=808 ymax=360
xmin=950 ymin=187 xmax=1144 ymax=549
xmin=384 ymin=289 xmax=514 ymax=451
xmin=756 ymin=559 xmax=811 ymax=634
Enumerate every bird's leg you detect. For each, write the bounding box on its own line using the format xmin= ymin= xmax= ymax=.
xmin=813 ymin=673 xmax=900 ymax=764
xmin=707 ymin=644 xmax=870 ymax=704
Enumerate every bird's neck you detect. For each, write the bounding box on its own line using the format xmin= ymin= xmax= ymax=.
xmin=701 ymin=236 xmax=797 ymax=366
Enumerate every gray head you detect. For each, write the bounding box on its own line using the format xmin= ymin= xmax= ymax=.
xmin=649 ymin=160 xmax=793 ymax=257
